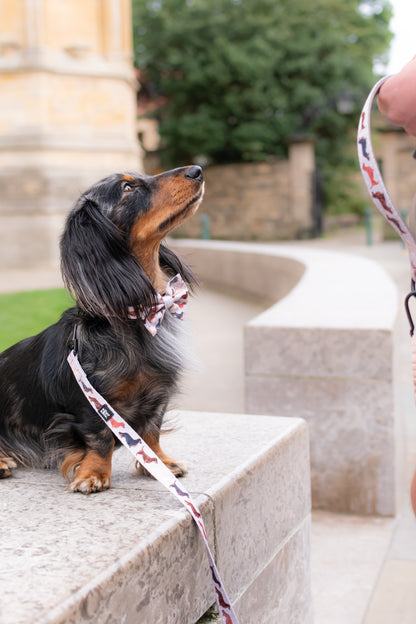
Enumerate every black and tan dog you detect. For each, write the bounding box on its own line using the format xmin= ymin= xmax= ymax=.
xmin=0 ymin=165 xmax=204 ymax=493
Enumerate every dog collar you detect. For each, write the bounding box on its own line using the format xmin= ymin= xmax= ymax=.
xmin=128 ymin=273 xmax=189 ymax=336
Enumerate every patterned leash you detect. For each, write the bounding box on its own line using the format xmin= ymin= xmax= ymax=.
xmin=358 ymin=76 xmax=416 ymax=512
xmin=358 ymin=77 xmax=416 ymax=278
xmin=67 ymin=347 xmax=240 ymax=624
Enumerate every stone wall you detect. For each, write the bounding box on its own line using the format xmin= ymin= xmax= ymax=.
xmin=173 ymin=141 xmax=316 ymax=241
xmin=378 ymin=129 xmax=416 ymax=212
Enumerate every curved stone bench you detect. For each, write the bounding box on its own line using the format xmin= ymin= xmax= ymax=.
xmin=172 ymin=239 xmax=399 ymax=516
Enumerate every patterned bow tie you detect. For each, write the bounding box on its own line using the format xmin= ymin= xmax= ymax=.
xmin=128 ymin=273 xmax=188 ymax=336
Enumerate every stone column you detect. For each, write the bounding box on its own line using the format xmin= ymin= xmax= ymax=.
xmin=379 ymin=128 xmax=402 ymax=241
xmin=380 ymin=129 xmax=400 ymax=204
xmin=0 ymin=0 xmax=142 ymax=268
xmin=288 ymin=138 xmax=315 ymax=237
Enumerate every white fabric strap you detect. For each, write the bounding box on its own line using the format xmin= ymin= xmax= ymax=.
xmin=357 ymin=76 xmax=416 ymax=282
xmin=67 ymin=350 xmax=241 ymax=624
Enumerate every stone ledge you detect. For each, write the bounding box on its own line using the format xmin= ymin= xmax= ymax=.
xmin=172 ymin=240 xmax=399 ymax=515
xmin=171 ymin=240 xmax=306 ymax=306
xmin=0 ymin=411 xmax=311 ymax=624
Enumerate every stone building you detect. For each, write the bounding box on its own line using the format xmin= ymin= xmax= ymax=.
xmin=0 ymin=0 xmax=142 ymax=269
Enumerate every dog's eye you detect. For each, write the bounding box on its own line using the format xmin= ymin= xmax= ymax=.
xmin=123 ymin=182 xmax=133 ymax=192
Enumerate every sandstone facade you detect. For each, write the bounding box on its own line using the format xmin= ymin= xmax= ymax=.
xmin=0 ymin=0 xmax=142 ymax=268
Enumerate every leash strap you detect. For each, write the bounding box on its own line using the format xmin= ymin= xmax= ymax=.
xmin=67 ymin=350 xmax=240 ymax=624
xmin=357 ymin=76 xmax=416 ymax=281
xmin=358 ymin=81 xmax=416 ymax=447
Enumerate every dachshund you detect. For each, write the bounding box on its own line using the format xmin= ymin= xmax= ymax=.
xmin=0 ymin=165 xmax=204 ymax=494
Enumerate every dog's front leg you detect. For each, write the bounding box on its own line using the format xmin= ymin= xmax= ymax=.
xmin=61 ymin=429 xmax=115 ymax=495
xmin=138 ymin=428 xmax=188 ymax=478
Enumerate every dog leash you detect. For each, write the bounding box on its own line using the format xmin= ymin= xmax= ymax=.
xmin=67 ymin=318 xmax=241 ymax=623
xmin=358 ymin=77 xmax=416 ymax=279
xmin=358 ymin=76 xmax=416 ymax=511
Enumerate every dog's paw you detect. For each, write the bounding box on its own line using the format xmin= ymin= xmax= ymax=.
xmin=0 ymin=457 xmax=17 ymax=479
xmin=166 ymin=459 xmax=188 ymax=478
xmin=69 ymin=474 xmax=111 ymax=495
xmin=136 ymin=458 xmax=188 ymax=478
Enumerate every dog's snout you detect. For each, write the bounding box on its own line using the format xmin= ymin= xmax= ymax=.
xmin=185 ymin=165 xmax=203 ymax=182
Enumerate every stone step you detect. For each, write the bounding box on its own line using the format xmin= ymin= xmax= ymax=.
xmin=0 ymin=411 xmax=311 ymax=624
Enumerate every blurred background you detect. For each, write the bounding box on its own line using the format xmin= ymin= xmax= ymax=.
xmin=0 ymin=0 xmax=413 ymax=269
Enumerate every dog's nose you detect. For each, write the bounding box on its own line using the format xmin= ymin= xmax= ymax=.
xmin=185 ymin=165 xmax=203 ymax=181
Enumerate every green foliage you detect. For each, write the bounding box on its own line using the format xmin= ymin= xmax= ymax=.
xmin=133 ymin=0 xmax=392 ymax=212
xmin=323 ymin=160 xmax=368 ymax=215
xmin=0 ymin=289 xmax=73 ymax=352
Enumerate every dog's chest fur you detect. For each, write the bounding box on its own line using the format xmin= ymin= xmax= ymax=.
xmin=78 ymin=312 xmax=188 ymax=430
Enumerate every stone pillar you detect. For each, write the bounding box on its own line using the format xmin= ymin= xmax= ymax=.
xmin=380 ymin=129 xmax=400 ymax=205
xmin=0 ymin=0 xmax=142 ymax=268
xmin=288 ymin=139 xmax=315 ymax=236
xmin=379 ymin=128 xmax=401 ymax=241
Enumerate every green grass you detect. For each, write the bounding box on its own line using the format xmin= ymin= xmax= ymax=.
xmin=0 ymin=289 xmax=74 ymax=352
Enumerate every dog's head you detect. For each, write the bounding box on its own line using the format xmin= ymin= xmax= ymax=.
xmin=60 ymin=166 xmax=203 ymax=325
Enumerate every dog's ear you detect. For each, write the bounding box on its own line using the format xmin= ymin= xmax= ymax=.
xmin=60 ymin=199 xmax=157 ymax=323
xmin=159 ymin=242 xmax=198 ymax=291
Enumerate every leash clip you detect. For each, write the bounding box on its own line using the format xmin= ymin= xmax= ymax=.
xmin=405 ymin=281 xmax=416 ymax=337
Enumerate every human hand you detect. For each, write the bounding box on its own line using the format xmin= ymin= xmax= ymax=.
xmin=378 ymin=55 xmax=416 ymax=136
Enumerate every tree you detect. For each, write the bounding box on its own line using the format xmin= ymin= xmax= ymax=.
xmin=132 ymin=0 xmax=392 ymax=211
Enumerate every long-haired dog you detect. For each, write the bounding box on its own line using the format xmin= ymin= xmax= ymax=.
xmin=0 ymin=165 xmax=204 ymax=493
